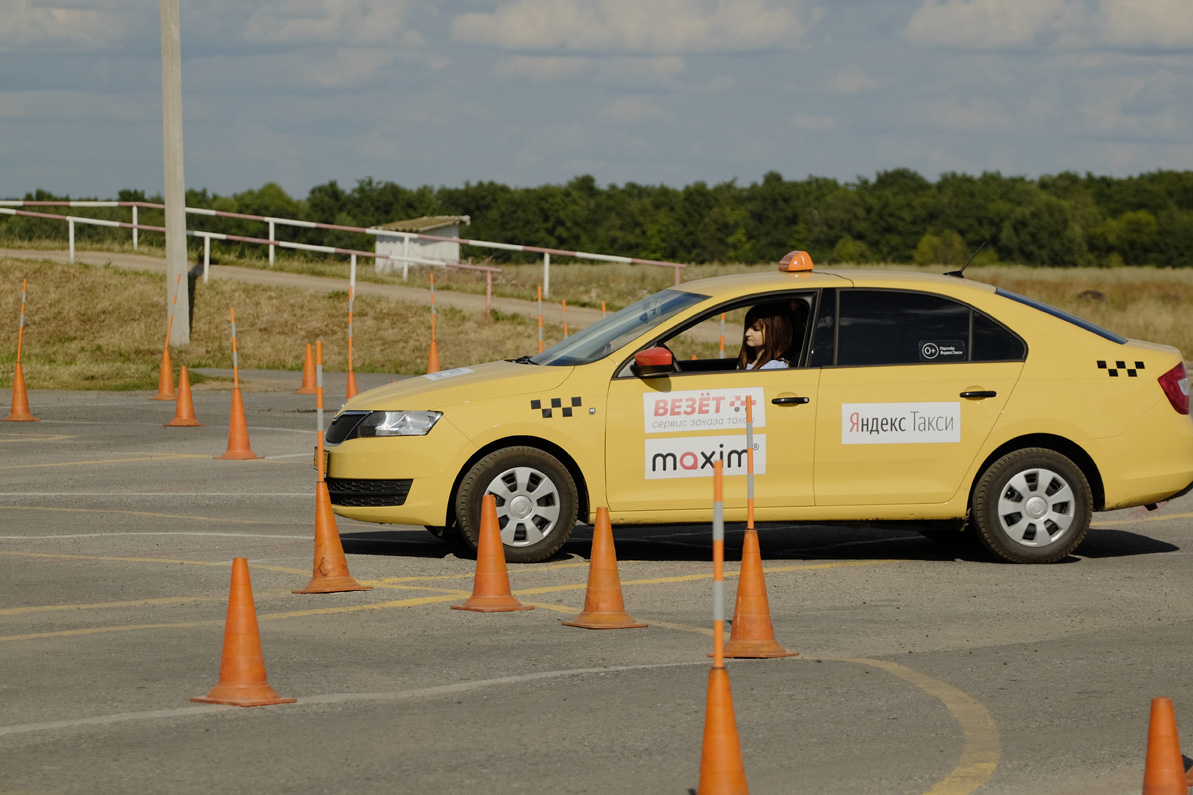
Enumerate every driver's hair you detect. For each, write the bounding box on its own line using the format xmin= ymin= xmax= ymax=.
xmin=736 ymin=303 xmax=793 ymax=370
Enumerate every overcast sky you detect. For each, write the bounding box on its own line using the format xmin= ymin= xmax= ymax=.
xmin=2 ymin=0 xmax=1191 ymax=200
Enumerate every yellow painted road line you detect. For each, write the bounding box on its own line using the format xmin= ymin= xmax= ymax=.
xmin=0 ymin=549 xmax=309 ymax=576
xmin=1097 ymin=510 xmax=1193 ymax=526
xmin=0 ymin=589 xmax=306 ymax=616
xmin=0 ymin=651 xmax=999 ymax=795
xmin=0 ymin=593 xmax=471 ymax=642
xmin=844 ymin=657 xmax=1001 ymax=795
xmin=0 ymin=453 xmax=209 ymax=470
xmin=0 ymin=433 xmax=75 ymax=443
xmin=0 ymin=506 xmax=292 ymax=526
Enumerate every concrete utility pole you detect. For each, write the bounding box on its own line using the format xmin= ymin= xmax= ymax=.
xmin=160 ymin=0 xmax=189 ymax=344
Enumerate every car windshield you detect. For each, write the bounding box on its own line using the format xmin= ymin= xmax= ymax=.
xmin=528 ymin=289 xmax=708 ymax=366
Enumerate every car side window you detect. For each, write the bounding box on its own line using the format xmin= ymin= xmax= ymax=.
xmin=833 ymin=289 xmax=1026 ymax=366
xmin=836 ymin=289 xmax=970 ymax=366
xmin=972 ymin=312 xmax=1027 ymax=361
xmin=622 ymin=292 xmax=817 ymax=377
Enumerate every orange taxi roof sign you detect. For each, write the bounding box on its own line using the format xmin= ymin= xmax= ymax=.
xmin=778 ymin=250 xmax=813 ymax=272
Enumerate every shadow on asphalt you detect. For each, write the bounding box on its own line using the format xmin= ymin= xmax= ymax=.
xmin=1077 ymin=526 xmax=1181 ymax=558
xmin=338 ymin=522 xmax=1180 ymax=566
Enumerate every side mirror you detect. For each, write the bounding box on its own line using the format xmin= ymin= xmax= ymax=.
xmin=635 ymin=347 xmax=673 ymax=368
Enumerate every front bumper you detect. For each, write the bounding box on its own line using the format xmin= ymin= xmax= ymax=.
xmin=325 ymin=418 xmax=475 ymax=526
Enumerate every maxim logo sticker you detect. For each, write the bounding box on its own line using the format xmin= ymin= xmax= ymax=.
xmin=643 ymin=387 xmax=766 ymax=433
xmin=645 ymin=435 xmax=766 ymax=480
xmin=842 ymin=402 xmax=961 ymax=445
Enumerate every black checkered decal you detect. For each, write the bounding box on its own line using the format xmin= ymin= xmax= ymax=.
xmin=1097 ymin=360 xmax=1145 ymax=378
xmin=530 ymin=396 xmax=583 ymax=418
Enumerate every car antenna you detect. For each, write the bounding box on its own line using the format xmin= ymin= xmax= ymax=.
xmin=945 ymin=241 xmax=986 ymax=278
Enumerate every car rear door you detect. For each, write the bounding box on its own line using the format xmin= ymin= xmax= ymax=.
xmin=812 ymin=288 xmax=1025 ymax=506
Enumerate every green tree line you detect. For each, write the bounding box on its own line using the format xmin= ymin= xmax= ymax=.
xmin=5 ymin=169 xmax=1192 ymax=268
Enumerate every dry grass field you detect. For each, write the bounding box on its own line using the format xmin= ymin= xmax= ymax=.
xmin=0 ymin=256 xmax=562 ymax=390
xmin=0 ymin=247 xmax=1189 ymax=391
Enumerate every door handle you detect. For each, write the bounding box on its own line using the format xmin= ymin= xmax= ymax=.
xmin=960 ymin=390 xmax=997 ymax=399
xmin=772 ymin=396 xmax=810 ymax=405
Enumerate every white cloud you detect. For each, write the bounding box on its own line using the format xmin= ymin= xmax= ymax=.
xmin=452 ymin=0 xmax=821 ymax=54
xmin=790 ymin=111 xmax=836 ymax=131
xmin=827 ymin=65 xmax=879 ymax=95
xmin=1095 ymin=0 xmax=1193 ymax=49
xmin=905 ymin=0 xmax=1193 ymax=51
xmin=904 ymin=0 xmax=1077 ymax=49
xmin=191 ymin=47 xmax=402 ymax=91
xmin=242 ymin=0 xmax=412 ymax=46
xmin=494 ymin=55 xmax=685 ymax=86
xmin=905 ymin=96 xmax=1015 ymax=131
xmin=0 ymin=88 xmax=158 ymax=123
xmin=0 ymin=0 xmax=144 ymax=52
xmin=605 ymin=95 xmax=667 ymax=123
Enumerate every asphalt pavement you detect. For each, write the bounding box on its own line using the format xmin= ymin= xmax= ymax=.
xmin=1 ymin=374 xmax=1192 ymax=794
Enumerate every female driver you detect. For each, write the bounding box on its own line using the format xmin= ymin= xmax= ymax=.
xmin=736 ymin=303 xmax=793 ymax=371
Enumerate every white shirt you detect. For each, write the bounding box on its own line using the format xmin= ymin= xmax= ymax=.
xmin=745 ymin=359 xmax=788 ymax=370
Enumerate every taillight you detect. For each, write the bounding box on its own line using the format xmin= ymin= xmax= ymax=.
xmin=1158 ymin=362 xmax=1190 ymax=415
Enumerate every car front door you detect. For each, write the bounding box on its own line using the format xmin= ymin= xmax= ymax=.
xmin=604 ymin=294 xmax=821 ymax=515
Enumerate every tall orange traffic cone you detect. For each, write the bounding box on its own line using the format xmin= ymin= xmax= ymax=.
xmin=697 ymin=666 xmax=749 ymax=795
xmin=190 ymin=558 xmax=296 ymax=707
xmin=4 ymin=363 xmax=38 ymax=422
xmin=151 ymin=347 xmax=176 ymax=400
xmin=720 ymin=528 xmax=798 ymax=658
xmin=452 ymin=495 xmax=533 ymax=613
xmin=294 ymin=480 xmax=372 ymax=594
xmin=215 ymin=387 xmax=261 ymax=460
xmin=165 ymin=366 xmax=202 ymax=427
xmin=294 ymin=344 xmax=317 ymax=394
xmin=346 ymin=368 xmax=358 ymax=400
xmin=427 ymin=338 xmax=440 ymax=374
xmin=563 ymin=507 xmax=646 ymax=629
xmin=1143 ymin=697 xmax=1187 ymax=795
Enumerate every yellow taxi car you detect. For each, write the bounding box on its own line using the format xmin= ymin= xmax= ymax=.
xmin=325 ymin=252 xmax=1193 ymax=564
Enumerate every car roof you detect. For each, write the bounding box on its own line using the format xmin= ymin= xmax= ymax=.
xmin=675 ymin=268 xmax=1000 ymax=298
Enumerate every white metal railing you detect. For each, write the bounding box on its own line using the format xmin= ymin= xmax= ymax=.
xmin=0 ymin=205 xmax=502 ymax=315
xmin=0 ymin=199 xmax=688 ymax=297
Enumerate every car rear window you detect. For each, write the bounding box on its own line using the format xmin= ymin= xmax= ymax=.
xmin=995 ymin=288 xmax=1127 ymax=344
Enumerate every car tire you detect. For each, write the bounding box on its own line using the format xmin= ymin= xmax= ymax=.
xmin=455 ymin=446 xmax=579 ymax=563
xmin=970 ymin=448 xmax=1091 ymax=563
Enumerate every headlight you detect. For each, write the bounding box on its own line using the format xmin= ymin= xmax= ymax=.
xmin=357 ymin=410 xmax=442 ymax=437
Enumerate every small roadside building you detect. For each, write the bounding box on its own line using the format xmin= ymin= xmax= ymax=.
xmin=371 ymin=215 xmax=471 ymax=275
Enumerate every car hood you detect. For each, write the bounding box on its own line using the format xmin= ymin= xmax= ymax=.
xmin=338 ymin=361 xmax=574 ymax=413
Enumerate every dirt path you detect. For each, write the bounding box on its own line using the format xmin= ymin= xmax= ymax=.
xmin=0 ymin=247 xmax=604 ymax=327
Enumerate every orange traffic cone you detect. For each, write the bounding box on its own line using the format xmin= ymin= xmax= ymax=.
xmin=720 ymin=528 xmax=798 ymax=659
xmin=190 ymin=558 xmax=296 ymax=707
xmin=294 ymin=480 xmax=372 ymax=594
xmin=165 ymin=366 xmax=202 ymax=427
xmin=1143 ymin=697 xmax=1187 ymax=795
xmin=151 ymin=347 xmax=176 ymax=400
xmin=452 ymin=495 xmax=533 ymax=613
xmin=697 ymin=666 xmax=749 ymax=795
xmin=346 ymin=368 xmax=358 ymax=400
xmin=294 ymin=344 xmax=317 ymax=394
xmin=427 ymin=338 xmax=440 ymax=374
xmin=215 ymin=387 xmax=261 ymax=460
xmin=563 ymin=507 xmax=646 ymax=629
xmin=4 ymin=363 xmax=38 ymax=422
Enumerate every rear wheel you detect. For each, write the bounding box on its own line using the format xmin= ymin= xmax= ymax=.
xmin=970 ymin=448 xmax=1091 ymax=563
xmin=455 ymin=446 xmax=579 ymax=563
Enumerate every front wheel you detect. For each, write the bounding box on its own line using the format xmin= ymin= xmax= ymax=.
xmin=455 ymin=446 xmax=579 ymax=563
xmin=970 ymin=448 xmax=1091 ymax=563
